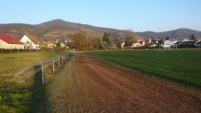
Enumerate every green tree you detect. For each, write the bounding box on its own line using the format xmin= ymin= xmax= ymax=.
xmin=165 ymin=36 xmax=170 ymax=40
xmin=190 ymin=34 xmax=196 ymax=41
xmin=114 ymin=38 xmax=122 ymax=48
xmin=102 ymin=32 xmax=109 ymax=43
xmin=101 ymin=32 xmax=110 ymax=49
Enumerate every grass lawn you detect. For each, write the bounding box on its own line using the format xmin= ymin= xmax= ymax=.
xmin=0 ymin=51 xmax=68 ymax=112
xmin=88 ymin=49 xmax=201 ymax=89
xmin=0 ymin=52 xmax=67 ymax=75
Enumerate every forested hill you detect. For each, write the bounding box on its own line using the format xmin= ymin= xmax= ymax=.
xmin=0 ymin=19 xmax=201 ymax=41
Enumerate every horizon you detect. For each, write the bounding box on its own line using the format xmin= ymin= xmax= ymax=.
xmin=1 ymin=0 xmax=201 ymax=32
xmin=1 ymin=19 xmax=200 ymax=33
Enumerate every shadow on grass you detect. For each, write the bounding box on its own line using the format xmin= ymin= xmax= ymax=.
xmin=0 ymin=65 xmax=49 ymax=113
xmin=28 ymin=65 xmax=49 ymax=113
xmin=0 ymin=54 xmax=73 ymax=112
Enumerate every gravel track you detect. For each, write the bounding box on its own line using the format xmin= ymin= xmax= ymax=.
xmin=48 ymin=53 xmax=201 ymax=113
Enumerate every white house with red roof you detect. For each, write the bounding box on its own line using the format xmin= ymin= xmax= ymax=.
xmin=0 ymin=34 xmax=24 ymax=49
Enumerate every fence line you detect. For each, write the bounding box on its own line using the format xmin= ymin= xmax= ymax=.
xmin=0 ymin=49 xmax=42 ymax=53
xmin=40 ymin=52 xmax=72 ymax=85
xmin=15 ymin=52 xmax=72 ymax=85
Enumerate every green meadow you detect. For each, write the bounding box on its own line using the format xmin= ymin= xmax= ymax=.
xmin=0 ymin=52 xmax=66 ymax=76
xmin=0 ymin=52 xmax=67 ymax=112
xmin=88 ymin=49 xmax=201 ymax=88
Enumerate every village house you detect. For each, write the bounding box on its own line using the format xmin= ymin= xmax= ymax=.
xmin=149 ymin=39 xmax=162 ymax=48
xmin=0 ymin=34 xmax=24 ymax=49
xmin=194 ymin=40 xmax=201 ymax=48
xmin=131 ymin=40 xmax=148 ymax=49
xmin=20 ymin=35 xmax=40 ymax=49
xmin=178 ymin=40 xmax=196 ymax=48
xmin=132 ymin=39 xmax=162 ymax=49
xmin=162 ymin=40 xmax=174 ymax=48
xmin=132 ymin=38 xmax=201 ymax=49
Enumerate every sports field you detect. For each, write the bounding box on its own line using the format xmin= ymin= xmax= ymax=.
xmin=88 ymin=49 xmax=201 ymax=88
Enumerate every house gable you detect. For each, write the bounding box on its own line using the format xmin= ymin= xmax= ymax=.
xmin=21 ymin=35 xmax=34 ymax=44
xmin=20 ymin=35 xmax=40 ymax=49
xmin=164 ymin=40 xmax=173 ymax=45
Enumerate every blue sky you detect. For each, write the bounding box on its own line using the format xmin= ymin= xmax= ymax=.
xmin=1 ymin=0 xmax=201 ymax=32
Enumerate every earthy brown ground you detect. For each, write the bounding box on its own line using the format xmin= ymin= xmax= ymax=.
xmin=48 ymin=53 xmax=201 ymax=113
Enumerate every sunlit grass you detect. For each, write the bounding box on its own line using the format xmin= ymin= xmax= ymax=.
xmin=88 ymin=49 xmax=201 ymax=88
xmin=0 ymin=52 xmax=66 ymax=75
xmin=0 ymin=51 xmax=68 ymax=112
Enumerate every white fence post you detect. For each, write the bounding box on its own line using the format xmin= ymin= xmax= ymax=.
xmin=58 ymin=57 xmax=60 ymax=68
xmin=62 ymin=55 xmax=64 ymax=64
xmin=41 ymin=63 xmax=45 ymax=85
xmin=53 ymin=58 xmax=55 ymax=74
xmin=39 ymin=52 xmax=71 ymax=85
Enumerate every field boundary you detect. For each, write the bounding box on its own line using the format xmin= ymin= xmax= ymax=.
xmin=15 ymin=52 xmax=73 ymax=85
xmin=87 ymin=49 xmax=201 ymax=89
xmin=0 ymin=48 xmax=42 ymax=53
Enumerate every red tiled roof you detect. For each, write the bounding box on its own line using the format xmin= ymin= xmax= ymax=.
xmin=144 ymin=40 xmax=150 ymax=45
xmin=0 ymin=34 xmax=24 ymax=44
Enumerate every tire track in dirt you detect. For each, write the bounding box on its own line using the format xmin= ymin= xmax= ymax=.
xmin=49 ymin=53 xmax=201 ymax=113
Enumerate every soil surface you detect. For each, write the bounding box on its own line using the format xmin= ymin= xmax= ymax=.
xmin=48 ymin=53 xmax=201 ymax=113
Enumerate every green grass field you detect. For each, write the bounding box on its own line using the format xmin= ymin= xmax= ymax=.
xmin=0 ymin=51 xmax=68 ymax=112
xmin=88 ymin=49 xmax=201 ymax=89
xmin=0 ymin=52 xmax=67 ymax=75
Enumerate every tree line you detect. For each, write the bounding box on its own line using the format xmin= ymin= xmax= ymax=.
xmin=69 ymin=30 xmax=137 ymax=51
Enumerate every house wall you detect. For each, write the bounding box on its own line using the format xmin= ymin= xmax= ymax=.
xmin=20 ymin=35 xmax=40 ymax=49
xmin=164 ymin=40 xmax=173 ymax=45
xmin=0 ymin=39 xmax=6 ymax=48
xmin=131 ymin=43 xmax=140 ymax=48
xmin=0 ymin=39 xmax=24 ymax=49
xmin=162 ymin=40 xmax=173 ymax=48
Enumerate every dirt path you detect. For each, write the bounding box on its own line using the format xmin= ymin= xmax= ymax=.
xmin=48 ymin=53 xmax=201 ymax=113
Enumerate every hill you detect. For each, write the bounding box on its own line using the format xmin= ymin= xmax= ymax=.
xmin=0 ymin=19 xmax=201 ymax=41
xmin=137 ymin=28 xmax=201 ymax=40
xmin=159 ymin=28 xmax=201 ymax=40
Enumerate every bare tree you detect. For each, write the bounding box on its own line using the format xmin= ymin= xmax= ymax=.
xmin=90 ymin=37 xmax=101 ymax=50
xmin=124 ymin=29 xmax=137 ymax=46
xmin=71 ymin=31 xmax=88 ymax=51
